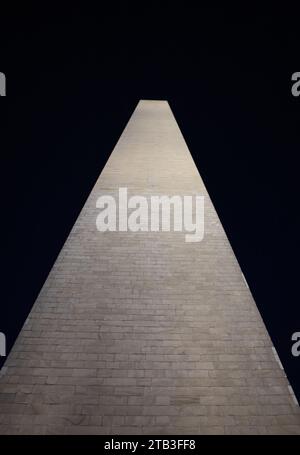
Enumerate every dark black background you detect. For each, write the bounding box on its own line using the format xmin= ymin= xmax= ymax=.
xmin=1 ymin=4 xmax=300 ymax=401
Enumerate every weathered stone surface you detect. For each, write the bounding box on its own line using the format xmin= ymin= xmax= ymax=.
xmin=0 ymin=100 xmax=299 ymax=434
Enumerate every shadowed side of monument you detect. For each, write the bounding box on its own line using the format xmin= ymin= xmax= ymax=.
xmin=0 ymin=100 xmax=299 ymax=434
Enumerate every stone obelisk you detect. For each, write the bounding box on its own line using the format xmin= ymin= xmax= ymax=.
xmin=0 ymin=100 xmax=299 ymax=434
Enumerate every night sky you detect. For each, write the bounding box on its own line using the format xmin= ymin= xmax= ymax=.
xmin=1 ymin=5 xmax=300 ymax=400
